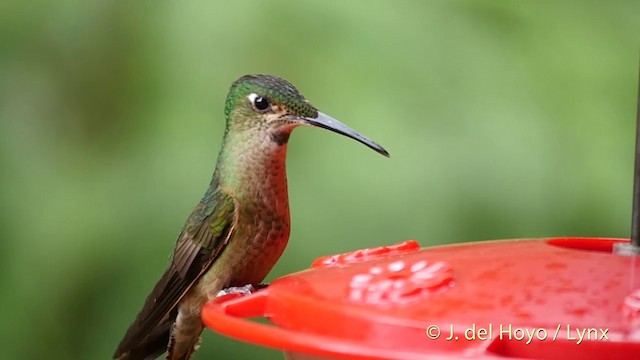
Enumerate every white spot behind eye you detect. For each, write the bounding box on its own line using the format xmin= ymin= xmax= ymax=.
xmin=247 ymin=93 xmax=259 ymax=103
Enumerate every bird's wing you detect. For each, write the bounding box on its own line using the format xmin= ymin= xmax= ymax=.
xmin=114 ymin=184 xmax=237 ymax=359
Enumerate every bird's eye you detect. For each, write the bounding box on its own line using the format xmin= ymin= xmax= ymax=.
xmin=253 ymin=96 xmax=270 ymax=111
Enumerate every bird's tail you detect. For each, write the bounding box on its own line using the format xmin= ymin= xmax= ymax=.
xmin=113 ymin=316 xmax=172 ymax=360
xmin=166 ymin=311 xmax=204 ymax=360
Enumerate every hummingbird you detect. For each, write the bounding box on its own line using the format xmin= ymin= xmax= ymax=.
xmin=113 ymin=74 xmax=389 ymax=360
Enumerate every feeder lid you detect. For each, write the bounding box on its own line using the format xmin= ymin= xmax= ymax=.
xmin=202 ymin=238 xmax=640 ymax=360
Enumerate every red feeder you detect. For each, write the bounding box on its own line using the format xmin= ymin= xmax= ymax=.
xmin=202 ymin=237 xmax=640 ymax=360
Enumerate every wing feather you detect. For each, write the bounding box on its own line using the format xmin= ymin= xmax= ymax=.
xmin=114 ymin=183 xmax=236 ymax=359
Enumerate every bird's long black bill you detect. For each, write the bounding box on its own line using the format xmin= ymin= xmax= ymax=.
xmin=303 ymin=112 xmax=390 ymax=157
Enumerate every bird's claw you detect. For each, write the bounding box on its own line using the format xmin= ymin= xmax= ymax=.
xmin=254 ymin=283 xmax=269 ymax=290
xmin=216 ymin=283 xmax=268 ymax=298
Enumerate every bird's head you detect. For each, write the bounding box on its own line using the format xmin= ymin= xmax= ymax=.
xmin=224 ymin=74 xmax=389 ymax=156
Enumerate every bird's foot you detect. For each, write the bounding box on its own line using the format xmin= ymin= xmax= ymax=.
xmin=216 ymin=283 xmax=269 ymax=297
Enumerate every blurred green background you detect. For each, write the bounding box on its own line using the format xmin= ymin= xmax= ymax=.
xmin=2 ymin=0 xmax=639 ymax=359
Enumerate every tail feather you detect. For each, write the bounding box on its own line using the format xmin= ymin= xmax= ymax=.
xmin=166 ymin=310 xmax=204 ymax=360
xmin=167 ymin=333 xmax=199 ymax=360
xmin=114 ymin=316 xmax=173 ymax=360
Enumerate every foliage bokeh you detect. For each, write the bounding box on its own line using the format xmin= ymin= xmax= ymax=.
xmin=2 ymin=1 xmax=639 ymax=359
